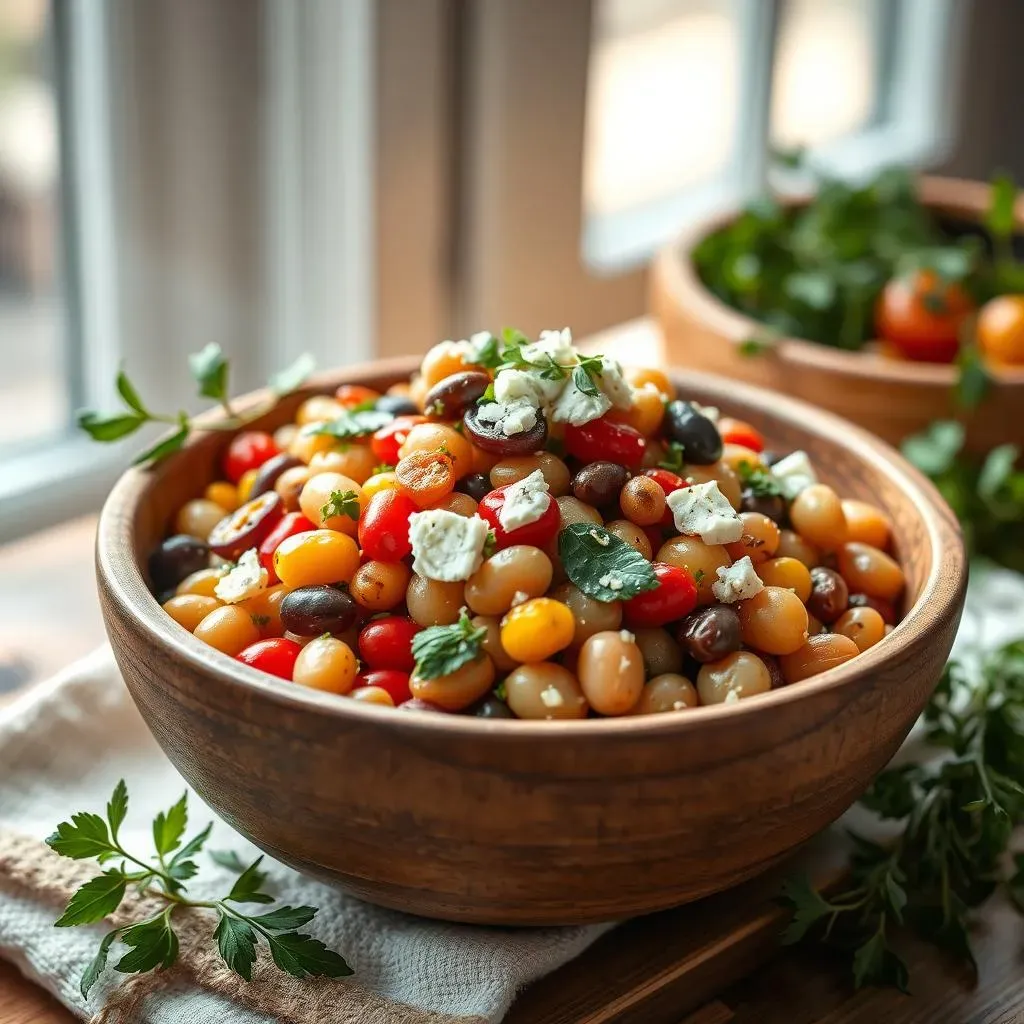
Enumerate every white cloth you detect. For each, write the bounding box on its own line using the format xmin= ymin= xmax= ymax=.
xmin=0 ymin=647 xmax=611 ymax=1023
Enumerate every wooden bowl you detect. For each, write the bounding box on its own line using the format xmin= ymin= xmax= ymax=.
xmin=651 ymin=176 xmax=1024 ymax=453
xmin=96 ymin=358 xmax=967 ymax=926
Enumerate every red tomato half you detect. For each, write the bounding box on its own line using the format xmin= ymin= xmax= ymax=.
xmin=564 ymin=416 xmax=646 ymax=467
xmin=223 ymin=431 xmax=279 ymax=484
xmin=354 ymin=669 xmax=412 ymax=705
xmin=258 ymin=511 xmax=317 ymax=582
xmin=623 ymin=562 xmax=698 ymax=628
xmin=358 ymin=616 xmax=420 ymax=671
xmin=236 ymin=637 xmax=302 ymax=680
xmin=717 ymin=417 xmax=765 ymax=453
xmin=371 ymin=415 xmax=427 ymax=466
xmin=476 ymin=482 xmax=561 ymax=550
xmin=335 ymin=383 xmax=381 ymax=408
xmin=358 ymin=490 xmax=418 ymax=561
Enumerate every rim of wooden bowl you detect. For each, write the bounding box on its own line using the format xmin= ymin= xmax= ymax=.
xmin=658 ymin=174 xmax=1024 ymax=388
xmin=96 ymin=356 xmax=967 ymax=739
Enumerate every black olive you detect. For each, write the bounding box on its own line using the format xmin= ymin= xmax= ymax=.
xmin=457 ymin=473 xmax=493 ymax=502
xmin=847 ymin=592 xmax=895 ymax=625
xmin=571 ymin=461 xmax=629 ymax=508
xmin=149 ymin=535 xmax=210 ymax=592
xmin=676 ymin=605 xmax=741 ymax=663
xmin=740 ymin=487 xmax=786 ymax=523
xmin=376 ymin=393 xmax=420 ymax=417
xmin=473 ymin=696 xmax=515 ymax=719
xmin=280 ymin=585 xmax=358 ymax=636
xmin=761 ymin=654 xmax=786 ymax=689
xmin=249 ymin=452 xmax=303 ymax=498
xmin=463 ymin=404 xmax=548 ymax=455
xmin=663 ymin=401 xmax=723 ymax=465
xmin=807 ymin=567 xmax=849 ymax=624
xmin=423 ymin=371 xmax=491 ymax=419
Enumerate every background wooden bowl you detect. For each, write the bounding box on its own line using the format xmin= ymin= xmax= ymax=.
xmin=651 ymin=176 xmax=1024 ymax=453
xmin=96 ymin=358 xmax=967 ymax=926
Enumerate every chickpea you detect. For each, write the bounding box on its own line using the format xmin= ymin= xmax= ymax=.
xmin=406 ymin=576 xmax=465 ymax=626
xmin=836 ymin=542 xmax=905 ymax=602
xmin=299 ymin=472 xmax=366 ymax=535
xmin=789 ymin=485 xmax=848 ymax=552
xmin=293 ymin=636 xmax=359 ymax=694
xmin=350 ymin=686 xmax=395 ymax=707
xmin=163 ymin=594 xmax=221 ymax=632
xmin=194 ymin=605 xmax=260 ymax=656
xmin=289 ymin=426 xmax=337 ymax=464
xmin=273 ymin=530 xmax=360 ymax=589
xmin=400 ymin=422 xmax=473 ymax=479
xmin=619 ymin=476 xmax=666 ymax=527
xmin=470 ymin=442 xmax=500 ymax=475
xmin=631 ymin=673 xmax=698 ymax=714
xmin=176 ymin=567 xmax=227 ymax=599
xmin=549 ymin=582 xmax=623 ymax=650
xmin=725 ymin=512 xmax=780 ymax=565
xmin=605 ymin=519 xmax=653 ymax=559
xmin=239 ymin=584 xmax=288 ymax=638
xmin=505 ymin=663 xmax=589 ymax=720
xmin=720 ymin=444 xmax=764 ymax=475
xmin=632 ymin=627 xmax=684 ymax=677
xmin=350 ymin=560 xmax=411 ymax=612
xmin=501 ymin=598 xmax=575 ymax=662
xmin=430 ymin=491 xmax=478 ymax=517
xmin=755 ymin=557 xmax=812 ymax=602
xmin=273 ymin=423 xmax=298 ymax=451
xmin=685 ymin=462 xmax=742 ymax=510
xmin=296 ymin=394 xmax=344 ymax=426
xmin=834 ymin=606 xmax=886 ymax=653
xmin=465 ymin=546 xmax=554 ymax=616
xmin=779 ymin=634 xmax=859 ymax=684
xmin=556 ymin=495 xmax=602 ymax=528
xmin=656 ymin=536 xmax=731 ymax=606
xmin=309 ymin=443 xmax=378 ymax=484
xmin=490 ymin=453 xmax=571 ymax=496
xmin=806 ymin=567 xmax=849 ymax=624
xmin=610 ymin=383 xmax=665 ymax=436
xmin=737 ymin=586 xmax=809 ymax=655
xmin=275 ymin=465 xmax=315 ymax=511
xmin=624 ymin=366 xmax=675 ymax=399
xmin=173 ymin=499 xmax=225 ymax=541
xmin=420 ymin=340 xmax=475 ymax=388
xmin=841 ymin=500 xmax=892 ymax=550
xmin=697 ymin=651 xmax=772 ymax=704
xmin=410 ymin=653 xmax=495 ymax=711
xmin=576 ymin=630 xmax=645 ymax=716
xmin=471 ymin=614 xmax=520 ymax=672
xmin=775 ymin=529 xmax=820 ymax=568
xmin=204 ymin=481 xmax=239 ymax=512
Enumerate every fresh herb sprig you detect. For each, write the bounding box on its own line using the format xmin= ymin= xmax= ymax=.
xmin=78 ymin=345 xmax=315 ymax=465
xmin=411 ymin=609 xmax=487 ymax=680
xmin=558 ymin=523 xmax=659 ymax=602
xmin=47 ymin=782 xmax=350 ymax=998
xmin=781 ymin=638 xmax=1024 ymax=990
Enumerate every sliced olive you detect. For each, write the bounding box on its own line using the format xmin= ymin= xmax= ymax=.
xmin=463 ymin=404 xmax=548 ymax=455
xmin=376 ymin=393 xmax=420 ymax=416
xmin=571 ymin=461 xmax=629 ymax=508
xmin=457 ymin=473 xmax=493 ymax=502
xmin=207 ymin=491 xmax=283 ymax=560
xmin=424 ymin=371 xmax=491 ymax=419
xmin=149 ymin=535 xmax=210 ymax=592
xmin=249 ymin=452 xmax=303 ymax=498
xmin=280 ymin=584 xmax=358 ymax=636
xmin=664 ymin=401 xmax=723 ymax=465
xmin=676 ymin=605 xmax=741 ymax=663
xmin=740 ymin=487 xmax=786 ymax=523
xmin=473 ymin=695 xmax=515 ymax=718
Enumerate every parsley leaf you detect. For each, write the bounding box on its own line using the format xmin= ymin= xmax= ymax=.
xmin=658 ymin=441 xmax=685 ymax=472
xmin=152 ymin=794 xmax=188 ymax=857
xmin=264 ymin=930 xmax=353 ymax=979
xmin=55 ymin=871 xmax=128 ymax=927
xmin=132 ymin=415 xmax=190 ymax=466
xmin=269 ymin=353 xmax=316 ymax=395
xmin=737 ymin=460 xmax=783 ymax=497
xmin=81 ymin=930 xmax=120 ymax=998
xmin=106 ymin=780 xmax=129 ymax=843
xmin=115 ymin=371 xmax=148 ymax=416
xmin=320 ymin=489 xmax=361 ymax=522
xmin=215 ymin=913 xmax=259 ymax=981
xmin=189 ymin=343 xmax=229 ymax=401
xmin=558 ymin=523 xmax=659 ymax=602
xmin=227 ymin=856 xmax=274 ymax=904
xmin=901 ymin=419 xmax=965 ymax=475
xmin=308 ymin=409 xmax=393 ymax=440
xmin=76 ymin=411 xmax=146 ymax=442
xmin=412 ymin=609 xmax=487 ymax=680
xmin=483 ymin=529 xmax=498 ymax=558
xmin=115 ymin=912 xmax=179 ymax=974
xmin=779 ymin=875 xmax=834 ymax=944
xmin=209 ymin=849 xmax=248 ymax=872
xmin=954 ymin=344 xmax=992 ymax=410
xmin=250 ymin=905 xmax=318 ymax=931
xmin=46 ymin=812 xmax=114 ymax=860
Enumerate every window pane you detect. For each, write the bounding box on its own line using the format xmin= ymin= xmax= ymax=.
xmin=0 ymin=0 xmax=66 ymax=455
xmin=771 ymin=0 xmax=883 ymax=149
xmin=584 ymin=0 xmax=740 ymax=218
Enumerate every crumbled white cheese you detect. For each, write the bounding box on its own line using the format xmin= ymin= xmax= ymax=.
xmin=521 ymin=327 xmax=575 ymax=367
xmin=468 ymin=330 xmax=493 ymax=355
xmin=551 ymin=373 xmax=612 ymax=426
xmin=590 ymin=528 xmax=610 ymax=546
xmin=498 ymin=469 xmax=551 ymax=532
xmin=510 ymin=589 xmax=530 ymax=607
xmin=598 ymin=573 xmax=624 ymax=592
xmin=409 ymin=510 xmax=490 ymax=581
xmin=666 ymin=481 xmax=744 ymax=545
xmin=723 ymin=689 xmax=740 ymax=704
xmin=475 ymin=398 xmax=538 ymax=436
xmin=619 ymin=629 xmax=635 ymax=644
xmin=493 ymin=368 xmax=544 ymax=406
xmin=214 ymin=548 xmax=268 ymax=604
xmin=712 ymin=555 xmax=765 ymax=604
xmin=435 ymin=338 xmax=475 ymax=362
xmin=593 ymin=356 xmax=633 ymax=409
xmin=770 ymin=450 xmax=818 ymax=500
xmin=539 ymin=685 xmax=564 ymax=708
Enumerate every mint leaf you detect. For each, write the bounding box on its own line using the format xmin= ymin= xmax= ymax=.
xmin=77 ymin=411 xmax=145 ymax=442
xmin=264 ymin=930 xmax=352 ymax=979
xmin=250 ymin=905 xmax=317 ymax=932
xmin=411 ymin=609 xmax=487 ymax=681
xmin=81 ymin=929 xmax=120 ymax=998
xmin=47 ymin=812 xmax=114 ymax=860
xmin=558 ymin=523 xmax=659 ymax=602
xmin=115 ymin=913 xmax=179 ymax=974
xmin=307 ymin=409 xmax=393 ymax=440
xmin=55 ymin=871 xmax=127 ymax=927
xmin=215 ymin=913 xmax=259 ymax=981
xmin=152 ymin=794 xmax=188 ymax=857
xmin=106 ymin=780 xmax=129 ymax=843
xmin=269 ymin=353 xmax=315 ymax=395
xmin=115 ymin=371 xmax=148 ymax=415
xmin=227 ymin=856 xmax=274 ymax=904
xmin=189 ymin=343 xmax=229 ymax=401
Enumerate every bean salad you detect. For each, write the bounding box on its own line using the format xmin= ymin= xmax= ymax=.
xmin=151 ymin=328 xmax=905 ymax=719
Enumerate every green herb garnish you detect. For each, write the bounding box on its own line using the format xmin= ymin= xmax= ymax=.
xmin=467 ymin=333 xmax=501 ymax=369
xmin=411 ymin=609 xmax=487 ymax=680
xmin=658 ymin=441 xmax=686 ymax=473
xmin=47 ymin=782 xmax=350 ymax=998
xmin=308 ymin=408 xmax=392 ymax=441
xmin=736 ymin=460 xmax=784 ymax=497
xmin=483 ymin=530 xmax=498 ymax=558
xmin=319 ymin=489 xmax=360 ymax=522
xmin=558 ymin=523 xmax=659 ymax=603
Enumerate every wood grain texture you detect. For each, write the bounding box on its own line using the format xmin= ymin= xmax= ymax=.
xmin=94 ymin=359 xmax=967 ymax=925
xmin=651 ymin=175 xmax=1024 ymax=454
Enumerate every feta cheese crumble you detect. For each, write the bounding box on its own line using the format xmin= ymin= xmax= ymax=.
xmin=498 ymin=469 xmax=551 ymax=532
xmin=592 ymin=356 xmax=633 ymax=410
xmin=214 ymin=548 xmax=268 ymax=604
xmin=551 ymin=373 xmax=612 ymax=426
xmin=666 ymin=480 xmax=744 ymax=545
xmin=409 ymin=510 xmax=490 ymax=581
xmin=475 ymin=398 xmax=538 ymax=436
xmin=711 ymin=555 xmax=765 ymax=603
xmin=770 ymin=450 xmax=818 ymax=500
xmin=521 ymin=327 xmax=575 ymax=367
xmin=619 ymin=629 xmax=635 ymax=644
xmin=598 ymin=573 xmax=624 ymax=592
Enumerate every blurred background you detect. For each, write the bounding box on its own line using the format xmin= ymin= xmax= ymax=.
xmin=0 ymin=0 xmax=1022 ymax=683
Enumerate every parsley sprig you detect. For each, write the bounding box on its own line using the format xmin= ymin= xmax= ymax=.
xmin=319 ymin=489 xmax=361 ymax=522
xmin=47 ymin=782 xmax=350 ymax=998
xmin=77 ymin=344 xmax=315 ymax=465
xmin=736 ymin=460 xmax=784 ymax=498
xmin=411 ymin=609 xmax=487 ymax=680
xmin=782 ymin=638 xmax=1024 ymax=990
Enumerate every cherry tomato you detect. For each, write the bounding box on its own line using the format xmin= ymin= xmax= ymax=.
xmin=717 ymin=417 xmax=765 ymax=453
xmin=875 ymin=270 xmax=974 ymax=363
xmin=236 ymin=637 xmax=302 ymax=680
xmin=223 ymin=431 xmax=279 ymax=484
xmin=978 ymin=294 xmax=1024 ymax=366
xmin=358 ymin=490 xmax=418 ymax=561
xmin=358 ymin=616 xmax=420 ymax=671
xmin=645 ymin=468 xmax=687 ymax=526
xmin=335 ymin=383 xmax=381 ymax=408
xmin=476 ymin=481 xmax=561 ymax=550
xmin=207 ymin=491 xmax=283 ymax=560
xmin=564 ymin=416 xmax=646 ymax=467
xmin=258 ymin=511 xmax=317 ymax=581
xmin=623 ymin=562 xmax=698 ymax=627
xmin=353 ymin=668 xmax=412 ymax=705
xmin=371 ymin=415 xmax=428 ymax=466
